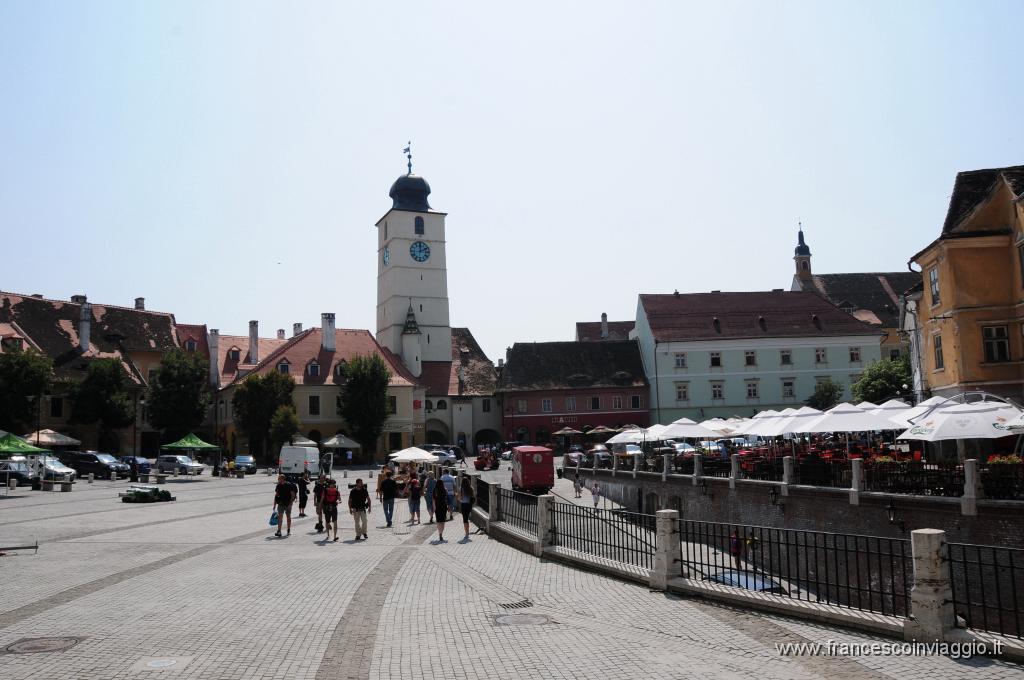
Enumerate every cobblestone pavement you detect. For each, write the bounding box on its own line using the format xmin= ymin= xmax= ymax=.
xmin=1 ymin=465 xmax=1021 ymax=679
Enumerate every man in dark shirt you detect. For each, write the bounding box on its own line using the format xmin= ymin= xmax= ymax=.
xmin=349 ymin=478 xmax=371 ymax=540
xmin=380 ymin=470 xmax=398 ymax=528
xmin=313 ymin=474 xmax=327 ymax=532
xmin=273 ymin=474 xmax=298 ymax=537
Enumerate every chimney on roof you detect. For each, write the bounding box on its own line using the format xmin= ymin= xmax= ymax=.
xmin=134 ymin=297 xmax=145 ymax=310
xmin=293 ymin=323 xmax=302 ymax=337
xmin=321 ymin=313 xmax=336 ymax=352
xmin=79 ymin=303 xmax=92 ymax=352
xmin=71 ymin=294 xmax=87 ymax=304
xmin=771 ymin=288 xmax=783 ymax=293
xmin=277 ymin=329 xmax=285 ymax=340
xmin=248 ymin=320 xmax=259 ymax=364
xmin=208 ymin=329 xmax=220 ymax=387
xmin=600 ymin=312 xmax=609 ymax=339
xmin=711 ymin=290 xmax=721 ymax=294
xmin=498 ymin=358 xmax=504 ymax=368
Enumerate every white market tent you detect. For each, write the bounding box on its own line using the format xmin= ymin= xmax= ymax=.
xmin=897 ymin=402 xmax=1023 ymax=442
xmin=388 ymin=447 xmax=439 ymax=462
xmin=321 ymin=433 xmax=362 ymax=449
xmin=855 ymin=401 xmax=880 ymax=410
xmin=739 ymin=410 xmax=781 ymax=437
xmin=868 ymin=400 xmax=911 ymax=417
xmin=606 ymin=428 xmax=648 ymax=444
xmin=792 ymin=402 xmax=903 ymax=434
xmin=888 ymin=396 xmax=951 ymax=429
xmin=22 ymin=429 xmax=80 ymax=447
xmin=645 ymin=424 xmax=670 ymax=440
xmin=757 ymin=406 xmax=822 ymax=437
xmin=289 ymin=435 xmax=318 ymax=447
xmin=661 ymin=418 xmax=719 ymax=440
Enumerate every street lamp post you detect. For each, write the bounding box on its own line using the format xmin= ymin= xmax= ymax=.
xmin=132 ymin=392 xmax=146 ymax=456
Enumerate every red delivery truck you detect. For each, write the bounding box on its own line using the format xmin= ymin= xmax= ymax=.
xmin=511 ymin=445 xmax=554 ymax=494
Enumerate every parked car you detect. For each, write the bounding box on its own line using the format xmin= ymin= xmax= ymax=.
xmin=27 ymin=455 xmax=78 ymax=481
xmin=423 ymin=445 xmax=458 ymax=465
xmin=157 ymin=454 xmax=205 ymax=475
xmin=0 ymin=457 xmax=39 ymax=486
xmin=583 ymin=445 xmax=612 ymax=468
xmin=233 ymin=455 xmax=257 ymax=474
xmin=705 ymin=570 xmax=788 ymax=595
xmin=499 ymin=441 xmax=524 ymax=461
xmin=564 ymin=450 xmax=586 ymax=466
xmin=672 ymin=442 xmax=698 ymax=455
xmin=57 ymin=451 xmax=130 ymax=478
xmin=118 ymin=456 xmax=152 ymax=474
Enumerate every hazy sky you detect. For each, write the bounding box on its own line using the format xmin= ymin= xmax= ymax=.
xmin=2 ymin=2 xmax=1021 ymax=362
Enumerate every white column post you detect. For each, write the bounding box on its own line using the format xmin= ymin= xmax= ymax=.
xmin=612 ymin=452 xmax=618 ymax=477
xmin=649 ymin=509 xmax=680 ymax=590
xmin=692 ymin=454 xmax=703 ymax=486
xmin=904 ymin=529 xmax=956 ymax=642
xmin=729 ymin=454 xmax=740 ymax=490
xmin=535 ymin=494 xmax=554 ymax=557
xmin=961 ymin=458 xmax=979 ymax=516
xmin=662 ymin=452 xmax=670 ymax=481
xmin=488 ymin=482 xmax=500 ymax=523
xmin=781 ymin=456 xmax=793 ymax=497
xmin=850 ymin=458 xmax=862 ymax=506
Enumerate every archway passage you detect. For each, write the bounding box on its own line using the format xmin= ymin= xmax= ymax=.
xmin=425 ymin=418 xmax=450 ymax=446
xmin=473 ymin=429 xmax=501 ymax=453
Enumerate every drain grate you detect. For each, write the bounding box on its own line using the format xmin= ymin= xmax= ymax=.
xmin=5 ymin=637 xmax=82 ymax=654
xmin=495 ymin=613 xmax=549 ymax=626
xmin=499 ymin=599 xmax=533 ymax=609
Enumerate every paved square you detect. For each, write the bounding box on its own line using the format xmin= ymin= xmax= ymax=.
xmin=1 ymin=470 xmax=1021 ymax=679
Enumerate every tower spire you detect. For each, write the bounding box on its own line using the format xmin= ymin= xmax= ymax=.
xmin=404 ymin=141 xmax=412 ymax=175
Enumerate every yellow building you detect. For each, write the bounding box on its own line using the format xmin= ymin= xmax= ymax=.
xmin=909 ymin=165 xmax=1024 ymax=399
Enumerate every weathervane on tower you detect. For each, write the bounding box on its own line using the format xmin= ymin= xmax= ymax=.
xmin=403 ymin=141 xmax=412 ymax=174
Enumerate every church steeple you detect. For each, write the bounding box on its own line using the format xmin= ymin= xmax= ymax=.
xmin=794 ymin=223 xmax=812 ymax=283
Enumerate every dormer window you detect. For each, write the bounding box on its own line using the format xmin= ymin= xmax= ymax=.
xmin=308 ymin=360 xmax=320 ymax=377
xmin=335 ymin=360 xmax=348 ymax=377
xmin=184 ymin=339 xmax=197 ymax=352
xmin=228 ymin=348 xmax=241 ymax=362
xmin=277 ymin=360 xmax=290 ymax=374
xmin=415 ymin=216 xmax=424 ymax=235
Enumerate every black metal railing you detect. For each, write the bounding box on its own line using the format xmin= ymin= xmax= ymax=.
xmin=670 ymin=457 xmax=695 ymax=475
xmin=475 ymin=477 xmax=489 ymax=512
xmin=551 ymin=502 xmax=656 ymax=570
xmin=498 ymin=488 xmax=537 ymax=535
xmin=793 ymin=458 xmax=852 ymax=488
xmin=678 ymin=520 xmax=911 ymax=617
xmin=862 ymin=463 xmax=964 ymax=496
xmin=980 ymin=464 xmax=1024 ymax=500
xmin=948 ymin=542 xmax=1024 ymax=639
xmin=742 ymin=458 xmax=784 ymax=481
xmin=702 ymin=460 xmax=732 ymax=478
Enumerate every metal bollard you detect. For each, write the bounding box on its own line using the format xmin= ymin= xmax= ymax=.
xmin=343 ymin=470 xmax=348 ymax=478
xmin=369 ymin=470 xmax=373 ymax=478
xmin=8 ymin=478 xmax=16 ymax=491
xmin=110 ymin=471 xmax=117 ymax=482
xmin=88 ymin=473 xmax=94 ymax=484
xmin=173 ymin=467 xmax=179 ymax=477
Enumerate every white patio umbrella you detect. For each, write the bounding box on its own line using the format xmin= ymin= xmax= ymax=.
xmin=289 ymin=434 xmax=318 ymax=446
xmin=644 ymin=424 xmax=670 ymax=440
xmin=759 ymin=407 xmax=822 ymax=437
xmin=606 ymin=428 xmax=648 ymax=444
xmin=698 ymin=418 xmax=733 ymax=436
xmin=388 ymin=447 xmax=439 ymax=462
xmin=793 ymin=402 xmax=903 ymax=434
xmin=22 ymin=429 xmax=81 ymax=447
xmin=740 ymin=410 xmax=780 ymax=437
xmin=661 ymin=418 xmax=719 ymax=440
xmin=888 ymin=396 xmax=952 ymax=429
xmin=897 ymin=402 xmax=1023 ymax=441
xmin=855 ymin=401 xmax=880 ymax=410
xmin=321 ymin=433 xmax=362 ymax=449
xmin=868 ymin=399 xmax=910 ymax=416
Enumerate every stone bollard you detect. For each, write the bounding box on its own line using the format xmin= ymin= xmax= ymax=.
xmin=729 ymin=454 xmax=740 ymax=490
xmin=849 ymin=458 xmax=862 ymax=506
xmin=961 ymin=459 xmax=980 ymax=517
xmin=173 ymin=467 xmax=179 ymax=477
xmin=343 ymin=470 xmax=348 ymax=478
xmin=612 ymin=453 xmax=618 ymax=477
xmin=650 ymin=509 xmax=681 ymax=590
xmin=692 ymin=454 xmax=703 ymax=486
xmin=369 ymin=470 xmax=373 ymax=479
xmin=904 ymin=529 xmax=956 ymax=642
xmin=662 ymin=452 xmax=670 ymax=482
xmin=488 ymin=482 xmax=500 ymax=524
xmin=633 ymin=453 xmax=640 ymax=476
xmin=534 ymin=494 xmax=554 ymax=558
xmin=110 ymin=471 xmax=117 ymax=482
xmin=8 ymin=478 xmax=16 ymax=491
xmin=781 ymin=456 xmax=792 ymax=496
xmin=88 ymin=473 xmax=94 ymax=484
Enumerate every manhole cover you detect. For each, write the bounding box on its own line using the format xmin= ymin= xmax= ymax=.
xmin=5 ymin=637 xmax=82 ymax=654
xmin=495 ymin=613 xmax=550 ymax=626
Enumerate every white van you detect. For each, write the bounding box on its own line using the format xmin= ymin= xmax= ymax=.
xmin=279 ymin=446 xmax=320 ymax=478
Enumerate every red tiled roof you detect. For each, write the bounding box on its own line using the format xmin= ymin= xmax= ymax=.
xmin=639 ymin=291 xmax=880 ymax=342
xmin=215 ymin=334 xmax=289 ymax=388
xmin=419 ymin=328 xmax=497 ymax=396
xmin=175 ymin=323 xmax=210 ymax=360
xmin=575 ymin=320 xmax=634 ymax=341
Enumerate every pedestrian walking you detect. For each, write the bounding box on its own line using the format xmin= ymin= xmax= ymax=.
xmin=321 ymin=478 xmax=341 ymax=542
xmin=729 ymin=529 xmax=742 ymax=570
xmin=440 ymin=468 xmax=456 ymax=521
xmin=297 ymin=472 xmax=310 ymax=517
xmin=381 ymin=470 xmax=398 ymax=527
xmin=320 ymin=452 xmax=331 ymax=476
xmin=345 ymin=449 xmax=353 ymax=466
xmin=573 ymin=472 xmax=582 ymax=498
xmin=458 ymin=475 xmax=475 ymax=542
xmin=272 ymin=474 xmax=297 ymax=537
xmin=349 ymin=478 xmax=371 ymax=540
xmin=407 ymin=476 xmax=422 ymax=525
xmin=432 ymin=474 xmax=450 ymax=542
xmin=590 ymin=481 xmax=601 ymax=509
xmin=424 ymin=471 xmax=437 ymax=524
xmin=375 ymin=466 xmax=386 ymax=501
xmin=313 ymin=474 xmax=327 ymax=532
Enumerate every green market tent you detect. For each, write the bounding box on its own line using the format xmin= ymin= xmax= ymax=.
xmin=0 ymin=433 xmax=47 ymax=455
xmin=161 ymin=433 xmax=219 ymax=451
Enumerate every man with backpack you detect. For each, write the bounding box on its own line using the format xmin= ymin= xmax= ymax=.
xmin=313 ymin=474 xmax=327 ymax=533
xmin=321 ymin=478 xmax=341 ymax=542
xmin=349 ymin=478 xmax=371 ymax=540
xmin=272 ymin=473 xmax=298 ymax=538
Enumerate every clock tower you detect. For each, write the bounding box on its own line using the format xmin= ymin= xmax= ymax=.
xmin=375 ymin=160 xmax=452 ymax=374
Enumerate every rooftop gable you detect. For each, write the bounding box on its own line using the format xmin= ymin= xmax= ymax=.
xmin=496 ymin=340 xmax=647 ymax=392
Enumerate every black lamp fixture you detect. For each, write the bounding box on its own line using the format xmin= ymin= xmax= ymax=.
xmin=885 ymin=500 xmax=906 ymax=532
xmin=768 ymin=486 xmax=781 ymax=507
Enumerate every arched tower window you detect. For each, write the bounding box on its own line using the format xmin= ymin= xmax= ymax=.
xmin=802 ymin=260 xmax=809 ymax=271
xmin=414 ymin=216 xmax=424 ymax=235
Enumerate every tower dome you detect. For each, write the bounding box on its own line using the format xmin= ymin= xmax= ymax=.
xmin=794 ymin=228 xmax=811 ymax=257
xmin=389 ymin=173 xmax=432 ymax=212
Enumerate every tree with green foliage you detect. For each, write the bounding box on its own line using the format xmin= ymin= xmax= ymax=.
xmin=269 ymin=404 xmax=300 ymax=451
xmin=147 ymin=348 xmax=211 ymax=442
xmin=69 ymin=358 xmax=134 ymax=445
xmin=851 ymin=356 xmax=912 ymax=405
xmin=0 ymin=349 xmax=53 ymax=432
xmin=806 ymin=377 xmax=844 ymax=411
xmin=232 ymin=371 xmax=295 ymax=460
xmin=339 ymin=354 xmax=391 ymax=454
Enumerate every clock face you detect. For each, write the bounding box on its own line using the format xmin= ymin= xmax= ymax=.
xmin=382 ymin=246 xmax=390 ymax=266
xmin=410 ymin=240 xmax=431 ymax=263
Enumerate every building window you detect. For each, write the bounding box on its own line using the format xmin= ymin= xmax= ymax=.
xmin=425 ymin=399 xmax=433 ymax=411
xmin=589 ymin=396 xmax=600 ymax=410
xmin=335 ymin=360 xmax=348 ymax=378
xmin=929 ymin=267 xmax=940 ymax=305
xmin=540 ymin=398 xmax=551 ymax=413
xmin=436 ymin=399 xmax=447 ymax=410
xmin=629 ymin=395 xmax=643 ymax=409
xmin=849 ymin=347 xmax=861 ymax=363
xmin=388 ymin=396 xmax=397 ymax=414
xmin=744 ymin=351 xmax=756 ymax=367
xmin=983 ymin=326 xmax=1010 ymax=363
xmin=519 ymin=399 xmax=529 ymax=414
xmin=415 ymin=216 xmax=424 ymax=235
xmin=612 ymin=395 xmax=622 ymax=410
xmin=709 ymin=352 xmax=722 ymax=368
xmin=889 ymin=348 xmax=901 ymax=360
xmin=308 ymin=360 xmax=320 ymax=377
xmin=308 ymin=395 xmax=320 ymax=416
xmin=50 ymin=397 xmax=63 ymax=418
xmin=277 ymin=361 xmax=290 ymax=374
xmin=482 ymin=398 xmax=491 ymax=413
xmin=228 ymin=348 xmax=241 ymax=361
xmin=674 ymin=353 xmax=687 ymax=368
xmin=781 ymin=380 xmax=795 ymax=399
xmin=675 ymin=382 xmax=689 ymax=402
xmin=780 ymin=349 xmax=792 ymax=365
xmin=184 ymin=339 xmax=197 ymax=352
xmin=745 ymin=380 xmax=759 ymax=399
xmin=814 ymin=348 xmax=827 ymax=364
xmin=933 ymin=334 xmax=944 ymax=370
xmin=565 ymin=396 xmax=576 ymax=412
xmin=711 ymin=382 xmax=724 ymax=400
